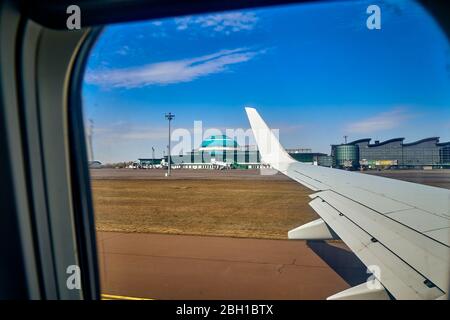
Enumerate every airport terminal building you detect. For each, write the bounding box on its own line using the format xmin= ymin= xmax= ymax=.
xmin=138 ymin=135 xmax=331 ymax=169
xmin=137 ymin=135 xmax=450 ymax=170
xmin=332 ymin=137 xmax=450 ymax=169
xmin=138 ymin=135 xmax=264 ymax=169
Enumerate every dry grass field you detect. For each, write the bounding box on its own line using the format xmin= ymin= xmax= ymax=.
xmin=91 ymin=168 xmax=450 ymax=240
xmin=91 ymin=170 xmax=318 ymax=239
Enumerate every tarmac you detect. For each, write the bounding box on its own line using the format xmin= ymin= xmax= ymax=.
xmin=97 ymin=231 xmax=367 ymax=300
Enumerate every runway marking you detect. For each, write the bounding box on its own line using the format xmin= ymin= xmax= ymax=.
xmin=101 ymin=293 xmax=154 ymax=300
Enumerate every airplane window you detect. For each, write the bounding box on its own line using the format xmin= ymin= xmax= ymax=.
xmin=81 ymin=0 xmax=450 ymax=300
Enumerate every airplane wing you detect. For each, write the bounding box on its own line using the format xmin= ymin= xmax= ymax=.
xmin=245 ymin=107 xmax=450 ymax=300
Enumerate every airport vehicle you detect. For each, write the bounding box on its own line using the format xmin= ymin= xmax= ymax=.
xmin=211 ymin=159 xmax=232 ymax=170
xmin=246 ymin=107 xmax=450 ymax=300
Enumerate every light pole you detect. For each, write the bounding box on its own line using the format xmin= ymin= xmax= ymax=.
xmin=87 ymin=119 xmax=94 ymax=162
xmin=152 ymin=146 xmax=155 ymax=161
xmin=165 ymin=112 xmax=175 ymax=176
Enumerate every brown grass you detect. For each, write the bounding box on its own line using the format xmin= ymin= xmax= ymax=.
xmin=91 ymin=178 xmax=318 ymax=239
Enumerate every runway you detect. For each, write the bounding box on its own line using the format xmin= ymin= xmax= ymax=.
xmin=97 ymin=231 xmax=366 ymax=300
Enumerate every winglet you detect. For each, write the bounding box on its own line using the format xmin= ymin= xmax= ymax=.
xmin=245 ymin=107 xmax=294 ymax=170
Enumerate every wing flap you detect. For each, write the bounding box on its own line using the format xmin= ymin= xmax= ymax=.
xmin=327 ymin=280 xmax=390 ymax=300
xmin=387 ymin=209 xmax=450 ymax=234
xmin=310 ymin=197 xmax=445 ymax=300
xmin=425 ymin=228 xmax=450 ymax=245
xmin=312 ymin=190 xmax=449 ymax=292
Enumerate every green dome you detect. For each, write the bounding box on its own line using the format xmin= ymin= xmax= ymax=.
xmin=200 ymin=135 xmax=239 ymax=149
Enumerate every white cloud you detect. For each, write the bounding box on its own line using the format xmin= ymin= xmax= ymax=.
xmin=85 ymin=48 xmax=263 ymax=88
xmin=175 ymin=12 xmax=258 ymax=34
xmin=345 ymin=107 xmax=412 ymax=134
xmin=115 ymin=45 xmax=130 ymax=56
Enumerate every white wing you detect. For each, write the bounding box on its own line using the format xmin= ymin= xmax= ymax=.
xmin=245 ymin=107 xmax=450 ymax=300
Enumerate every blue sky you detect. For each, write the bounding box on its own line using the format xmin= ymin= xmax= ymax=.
xmin=83 ymin=0 xmax=450 ymax=163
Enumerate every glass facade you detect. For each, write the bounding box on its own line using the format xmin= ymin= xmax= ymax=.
xmin=358 ymin=138 xmax=403 ymax=165
xmin=317 ymin=155 xmax=333 ymax=167
xmin=333 ymin=145 xmax=359 ymax=168
xmin=440 ymin=145 xmax=450 ymax=164
xmin=334 ymin=137 xmax=450 ymax=169
xmin=290 ymin=153 xmax=326 ymax=163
